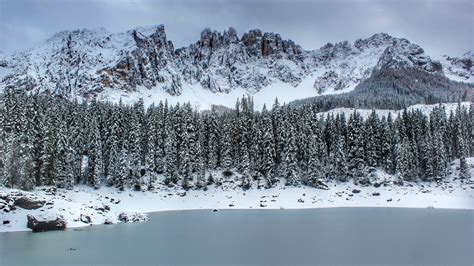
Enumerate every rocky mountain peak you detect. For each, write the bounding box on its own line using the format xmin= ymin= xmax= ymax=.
xmin=376 ymin=38 xmax=441 ymax=73
xmin=0 ymin=25 xmax=471 ymax=104
xmin=354 ymin=32 xmax=395 ymax=50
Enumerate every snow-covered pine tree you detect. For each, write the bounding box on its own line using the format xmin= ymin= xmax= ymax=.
xmin=145 ymin=105 xmax=158 ymax=189
xmin=272 ymin=98 xmax=283 ymax=167
xmin=347 ymin=111 xmax=367 ymax=184
xmin=89 ymin=117 xmax=104 ymax=189
xmin=195 ymin=118 xmax=207 ymax=189
xmin=164 ymin=116 xmax=178 ymax=185
xmin=365 ymin=111 xmax=380 ymax=167
xmin=396 ymin=137 xmax=417 ymax=182
xmin=128 ymin=104 xmax=143 ymax=191
xmin=379 ymin=116 xmax=393 ymax=173
xmin=40 ymin=108 xmax=58 ymax=186
xmin=306 ymin=132 xmax=325 ymax=187
xmin=458 ymin=134 xmax=470 ymax=179
xmin=55 ymin=120 xmax=75 ymax=189
xmin=329 ymin=134 xmax=348 ymax=182
xmin=106 ymin=138 xmax=119 ymax=187
xmin=206 ymin=107 xmax=220 ymax=170
xmin=157 ymin=102 xmax=167 ymax=173
xmin=1 ymin=133 xmax=16 ymax=188
xmin=118 ymin=148 xmax=129 ymax=191
xmin=420 ymin=130 xmax=434 ymax=181
xmin=258 ymin=105 xmax=276 ymax=187
xmin=284 ymin=123 xmax=299 ymax=186
xmin=431 ymin=130 xmax=447 ymax=180
xmin=220 ymin=115 xmax=233 ymax=173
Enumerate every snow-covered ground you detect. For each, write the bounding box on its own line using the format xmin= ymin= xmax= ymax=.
xmin=1 ymin=158 xmax=473 ymax=233
xmin=99 ymin=74 xmax=338 ymax=111
xmin=317 ymin=102 xmax=471 ymax=119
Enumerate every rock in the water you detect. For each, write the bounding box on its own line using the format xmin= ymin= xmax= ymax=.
xmin=14 ymin=197 xmax=45 ymax=210
xmin=118 ymin=212 xmax=149 ymax=223
xmin=352 ymin=189 xmax=361 ymax=194
xmin=27 ymin=214 xmax=67 ymax=232
xmin=372 ymin=192 xmax=381 ymax=196
xmin=212 ymin=209 xmax=218 ymax=212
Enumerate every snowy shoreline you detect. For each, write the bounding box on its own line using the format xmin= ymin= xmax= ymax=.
xmin=2 ymin=164 xmax=473 ymax=233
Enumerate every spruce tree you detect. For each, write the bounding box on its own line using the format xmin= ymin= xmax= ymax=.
xmin=284 ymin=124 xmax=299 ymax=186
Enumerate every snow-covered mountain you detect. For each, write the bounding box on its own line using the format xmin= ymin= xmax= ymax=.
xmin=439 ymin=51 xmax=474 ymax=83
xmin=0 ymin=25 xmax=472 ymax=109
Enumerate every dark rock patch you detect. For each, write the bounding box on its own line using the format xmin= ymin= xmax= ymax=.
xmin=118 ymin=212 xmax=149 ymax=223
xmin=27 ymin=214 xmax=66 ymax=233
xmin=14 ymin=197 xmax=45 ymax=210
xmin=80 ymin=214 xmax=92 ymax=224
xmin=110 ymin=198 xmax=121 ymax=204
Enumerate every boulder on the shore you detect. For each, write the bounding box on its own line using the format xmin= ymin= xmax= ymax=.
xmin=352 ymin=189 xmax=361 ymax=194
xmin=27 ymin=214 xmax=67 ymax=232
xmin=14 ymin=197 xmax=45 ymax=210
xmin=372 ymin=192 xmax=381 ymax=196
xmin=104 ymin=218 xmax=115 ymax=225
xmin=80 ymin=214 xmax=92 ymax=224
xmin=118 ymin=212 xmax=148 ymax=223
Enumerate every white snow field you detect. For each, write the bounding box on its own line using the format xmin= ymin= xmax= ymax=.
xmin=1 ymin=158 xmax=473 ymax=233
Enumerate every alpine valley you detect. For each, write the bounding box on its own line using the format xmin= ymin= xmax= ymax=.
xmin=0 ymin=25 xmax=473 ymax=234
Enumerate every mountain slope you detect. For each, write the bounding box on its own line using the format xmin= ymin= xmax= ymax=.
xmin=0 ymin=25 xmax=472 ymax=109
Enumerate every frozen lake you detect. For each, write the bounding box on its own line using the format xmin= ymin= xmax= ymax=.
xmin=1 ymin=208 xmax=473 ymax=265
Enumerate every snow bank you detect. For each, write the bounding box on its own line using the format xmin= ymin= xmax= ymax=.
xmin=1 ymin=158 xmax=473 ymax=233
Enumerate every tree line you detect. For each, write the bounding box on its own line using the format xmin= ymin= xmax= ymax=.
xmin=0 ymin=89 xmax=472 ymax=191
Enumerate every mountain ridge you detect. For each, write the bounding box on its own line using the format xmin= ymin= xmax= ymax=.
xmin=0 ymin=25 xmax=472 ymax=109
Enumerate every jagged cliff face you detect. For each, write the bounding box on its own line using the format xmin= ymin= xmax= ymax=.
xmin=0 ymin=25 xmax=472 ymax=102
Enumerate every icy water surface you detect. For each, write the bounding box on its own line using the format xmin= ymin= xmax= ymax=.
xmin=1 ymin=208 xmax=473 ymax=265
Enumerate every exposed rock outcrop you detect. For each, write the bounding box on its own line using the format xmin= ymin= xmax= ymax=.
xmin=27 ymin=214 xmax=67 ymax=232
xmin=118 ymin=212 xmax=148 ymax=223
xmin=14 ymin=197 xmax=45 ymax=210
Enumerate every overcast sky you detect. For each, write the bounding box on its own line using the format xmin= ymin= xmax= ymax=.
xmin=0 ymin=0 xmax=472 ymax=57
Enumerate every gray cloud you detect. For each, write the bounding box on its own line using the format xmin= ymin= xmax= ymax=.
xmin=0 ymin=0 xmax=472 ymax=57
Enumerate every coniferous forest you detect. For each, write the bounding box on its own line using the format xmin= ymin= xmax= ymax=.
xmin=1 ymin=89 xmax=472 ymax=192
